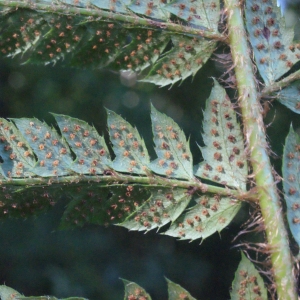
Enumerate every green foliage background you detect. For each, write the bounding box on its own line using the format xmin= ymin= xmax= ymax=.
xmin=0 ymin=34 xmax=299 ymax=299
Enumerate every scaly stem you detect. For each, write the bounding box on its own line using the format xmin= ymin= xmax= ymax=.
xmin=224 ymin=0 xmax=297 ymax=299
xmin=0 ymin=0 xmax=226 ymax=41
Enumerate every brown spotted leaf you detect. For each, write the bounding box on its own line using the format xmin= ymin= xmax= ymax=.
xmin=52 ymin=114 xmax=111 ymax=175
xmin=107 ymin=109 xmax=150 ymax=175
xmin=164 ymin=194 xmax=241 ymax=241
xmin=194 ymin=79 xmax=247 ymax=190
xmin=0 ymin=185 xmax=60 ymax=221
xmin=12 ymin=118 xmax=74 ymax=177
xmin=0 ymin=6 xmax=215 ymax=87
xmin=282 ymin=125 xmax=300 ymax=247
xmin=230 ymin=253 xmax=267 ymax=300
xmin=128 ymin=0 xmax=170 ymax=20
xmin=0 ymin=118 xmax=36 ymax=178
xmin=0 ymin=284 xmax=87 ymax=300
xmin=245 ymin=0 xmax=300 ymax=85
xmin=59 ymin=184 xmax=151 ymax=229
xmin=119 ymin=187 xmax=191 ymax=232
xmin=166 ymin=278 xmax=197 ymax=300
xmin=0 ymin=285 xmax=22 ymax=300
xmin=149 ymin=105 xmax=193 ymax=180
xmin=164 ymin=0 xmax=220 ymax=32
xmin=0 ymin=111 xmax=241 ymax=236
xmin=276 ymin=80 xmax=300 ymax=114
xmin=142 ymin=36 xmax=217 ymax=87
xmin=122 ymin=279 xmax=152 ymax=300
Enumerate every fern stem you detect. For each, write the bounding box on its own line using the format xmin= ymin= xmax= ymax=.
xmin=224 ymin=0 xmax=297 ymax=299
xmin=261 ymin=69 xmax=300 ymax=97
xmin=0 ymin=173 xmax=257 ymax=201
xmin=0 ymin=0 xmax=226 ymax=41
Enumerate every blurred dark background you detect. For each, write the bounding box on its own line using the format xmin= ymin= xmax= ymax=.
xmin=1 ymin=3 xmax=300 ymax=299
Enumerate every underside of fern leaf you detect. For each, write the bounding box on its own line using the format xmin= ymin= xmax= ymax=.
xmin=245 ymin=0 xmax=300 ymax=85
xmin=282 ymin=125 xmax=300 ymax=247
xmin=0 ymin=0 xmax=222 ymax=86
xmin=0 ymin=92 xmax=244 ymax=240
xmin=276 ymin=80 xmax=300 ymax=114
xmin=230 ymin=253 xmax=268 ymax=300
xmin=194 ymin=79 xmax=248 ymax=190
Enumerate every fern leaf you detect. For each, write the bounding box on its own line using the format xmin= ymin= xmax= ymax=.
xmin=276 ymin=81 xmax=300 ymax=114
xmin=164 ymin=0 xmax=220 ymax=32
xmin=12 ymin=118 xmax=74 ymax=176
xmin=0 ymin=118 xmax=36 ymax=178
xmin=230 ymin=253 xmax=267 ymax=300
xmin=52 ymin=113 xmax=111 ymax=174
xmin=0 ymin=185 xmax=59 ymax=220
xmin=0 ymin=4 xmax=217 ymax=86
xmin=17 ymin=297 xmax=87 ymax=300
xmin=0 ymin=285 xmax=22 ymax=300
xmin=59 ymin=184 xmax=151 ymax=229
xmin=164 ymin=194 xmax=241 ymax=241
xmin=0 ymin=109 xmax=241 ymax=232
xmin=245 ymin=0 xmax=300 ymax=85
xmin=106 ymin=109 xmax=150 ymax=175
xmin=0 ymin=285 xmax=87 ymax=300
xmin=142 ymin=37 xmax=216 ymax=87
xmin=119 ymin=187 xmax=191 ymax=231
xmin=149 ymin=105 xmax=193 ymax=179
xmin=194 ymin=79 xmax=247 ymax=190
xmin=122 ymin=279 xmax=152 ymax=300
xmin=282 ymin=125 xmax=300 ymax=246
xmin=166 ymin=278 xmax=196 ymax=300
xmin=128 ymin=0 xmax=170 ymax=20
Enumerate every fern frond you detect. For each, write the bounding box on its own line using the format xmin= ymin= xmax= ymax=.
xmin=0 ymin=91 xmax=250 ymax=238
xmin=276 ymin=80 xmax=300 ymax=114
xmin=194 ymin=79 xmax=248 ymax=190
xmin=245 ymin=0 xmax=300 ymax=85
xmin=230 ymin=253 xmax=268 ymax=300
xmin=166 ymin=278 xmax=197 ymax=300
xmin=0 ymin=0 xmax=224 ymax=86
xmin=164 ymin=194 xmax=241 ymax=241
xmin=282 ymin=125 xmax=300 ymax=247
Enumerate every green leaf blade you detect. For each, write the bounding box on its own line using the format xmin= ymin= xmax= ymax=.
xmin=164 ymin=194 xmax=241 ymax=241
xmin=122 ymin=279 xmax=152 ymax=300
xmin=12 ymin=118 xmax=74 ymax=176
xmin=119 ymin=187 xmax=191 ymax=232
xmin=107 ymin=109 xmax=150 ymax=175
xmin=230 ymin=253 xmax=267 ymax=300
xmin=282 ymin=125 xmax=300 ymax=246
xmin=59 ymin=184 xmax=152 ymax=229
xmin=164 ymin=0 xmax=220 ymax=32
xmin=142 ymin=37 xmax=216 ymax=87
xmin=277 ymin=80 xmax=300 ymax=114
xmin=149 ymin=105 xmax=193 ymax=179
xmin=166 ymin=278 xmax=196 ymax=300
xmin=0 ymin=118 xmax=36 ymax=178
xmin=53 ymin=113 xmax=111 ymax=175
xmin=0 ymin=285 xmax=22 ymax=300
xmin=128 ymin=0 xmax=170 ymax=20
xmin=195 ymin=79 xmax=247 ymax=190
xmin=0 ymin=185 xmax=58 ymax=221
xmin=245 ymin=0 xmax=300 ymax=85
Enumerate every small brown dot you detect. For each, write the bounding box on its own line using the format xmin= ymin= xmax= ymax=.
xmin=52 ymin=160 xmax=59 ymax=166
